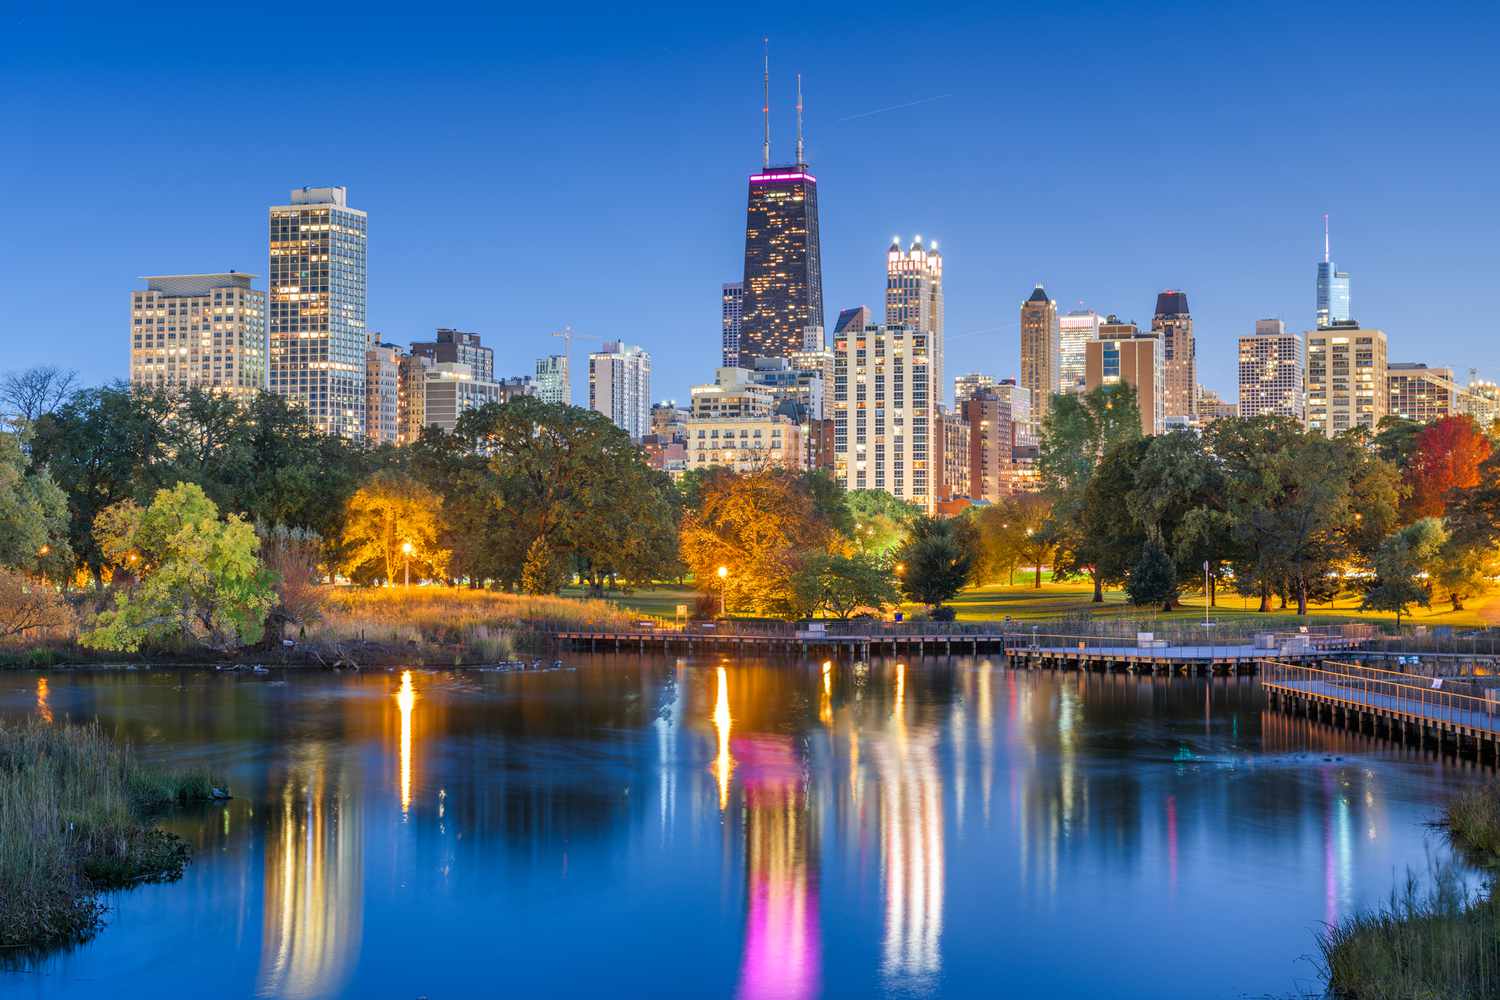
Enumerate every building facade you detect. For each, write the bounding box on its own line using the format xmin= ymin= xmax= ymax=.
xmin=991 ymin=379 xmax=1034 ymax=447
xmin=1237 ymin=318 xmax=1306 ymax=421
xmin=130 ymin=272 xmax=266 ymax=398
xmin=954 ymin=372 xmax=997 ymax=407
xmin=1306 ymin=327 xmax=1388 ymax=436
xmin=268 ymin=186 xmax=367 ymax=438
xmin=738 ymin=167 xmax=823 ymax=364
xmin=721 ymin=281 xmax=744 ymax=367
xmin=1019 ymin=285 xmax=1059 ymax=433
xmin=885 ymin=237 xmax=944 ymax=403
xmin=1152 ymin=290 xmax=1195 ymax=423
xmin=410 ymin=328 xmax=493 ymax=381
xmin=833 ymin=322 xmax=934 ymax=510
xmin=588 ymin=340 xmax=651 ymax=440
xmin=1387 ymin=363 xmax=1460 ymax=423
xmin=397 ymin=353 xmax=430 ymax=444
xmin=534 ymin=354 xmax=570 ymax=405
xmin=686 ymin=415 xmax=803 ymax=473
xmin=364 ymin=339 xmax=402 ymax=445
xmin=961 ymin=387 xmax=1016 ymax=502
xmin=1058 ymin=309 xmax=1102 ymax=396
xmin=1085 ymin=333 xmax=1163 ymax=436
xmin=935 ymin=408 xmax=970 ymax=501
xmin=1316 ymin=220 xmax=1352 ymax=329
xmin=1460 ymin=379 xmax=1500 ymax=427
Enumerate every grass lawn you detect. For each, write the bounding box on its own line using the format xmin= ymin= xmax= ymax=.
xmin=558 ymin=585 xmax=698 ymax=620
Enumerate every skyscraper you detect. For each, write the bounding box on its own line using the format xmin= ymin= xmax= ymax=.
xmin=1306 ymin=327 xmax=1388 ymax=436
xmin=1237 ymin=319 xmax=1306 ymax=422
xmin=722 ymin=282 xmax=744 ymax=367
xmin=885 ymin=236 xmax=943 ymax=401
xmin=268 ymin=186 xmax=367 ymax=438
xmin=1316 ymin=215 xmax=1352 ymax=329
xmin=130 ymin=272 xmax=266 ymax=399
xmin=1152 ymin=290 xmax=1195 ymax=423
xmin=1085 ymin=331 xmax=1163 ymax=436
xmin=1387 ymin=363 xmax=1461 ymax=423
xmin=588 ymin=340 xmax=651 ymax=440
xmin=534 ymin=354 xmax=571 ymax=405
xmin=737 ymin=59 xmax=823 ymax=364
xmin=1019 ymin=285 xmax=1059 ymax=433
xmin=364 ymin=338 xmax=402 ymax=445
xmin=833 ymin=321 xmax=933 ymax=510
xmin=1058 ymin=309 xmax=1102 ymax=395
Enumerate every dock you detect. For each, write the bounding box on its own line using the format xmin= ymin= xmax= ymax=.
xmin=1261 ymin=658 xmax=1500 ymax=762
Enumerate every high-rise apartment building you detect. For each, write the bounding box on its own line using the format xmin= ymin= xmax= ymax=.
xmin=1237 ymin=318 xmax=1306 ymax=422
xmin=961 ymin=387 xmax=1016 ymax=502
xmin=722 ymin=281 xmax=744 ymax=367
xmin=1459 ymin=379 xmax=1500 ymax=427
xmin=1058 ymin=309 xmax=1102 ymax=396
xmin=410 ymin=329 xmax=493 ymax=381
xmin=397 ymin=353 xmax=430 ymax=445
xmin=364 ymin=338 xmax=402 ymax=445
xmin=738 ymin=63 xmax=823 ymax=365
xmin=790 ymin=347 xmax=835 ymax=421
xmin=588 ymin=340 xmax=651 ymax=440
xmin=1388 ymin=363 xmax=1461 ymax=423
xmin=1152 ymin=291 xmax=1195 ymax=423
xmin=1085 ymin=332 xmax=1163 ymax=436
xmin=421 ymin=364 xmax=531 ymax=434
xmin=1019 ymin=286 xmax=1060 ymax=431
xmin=992 ymin=379 xmax=1033 ymax=447
xmin=268 ymin=186 xmax=367 ymax=438
xmin=953 ymin=373 xmax=997 ymax=407
xmin=1316 ymin=217 xmax=1352 ymax=329
xmin=1306 ymin=327 xmax=1388 ymax=436
xmin=534 ymin=354 xmax=570 ymax=405
xmin=130 ymin=272 xmax=266 ymax=399
xmin=833 ymin=322 xmax=934 ymax=510
xmin=1198 ymin=387 xmax=1238 ymax=424
xmin=936 ymin=408 xmax=970 ymax=502
xmin=885 ymin=237 xmax=944 ymax=402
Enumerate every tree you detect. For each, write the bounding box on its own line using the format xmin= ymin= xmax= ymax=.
xmin=259 ymin=524 xmax=325 ymax=639
xmin=1372 ymin=415 xmax=1421 ymax=468
xmin=680 ymin=467 xmax=835 ymax=617
xmin=819 ymin=554 xmax=900 ymax=620
xmin=893 ymin=516 xmax=977 ymax=613
xmin=1126 ymin=539 xmax=1179 ymax=610
xmin=1435 ymin=450 xmax=1500 ymax=611
xmin=1039 ymin=384 xmax=1143 ymax=601
xmin=82 ymin=482 xmax=275 ymax=652
xmin=0 ymin=430 xmax=70 ymax=575
xmin=1066 ymin=438 xmax=1150 ymax=598
xmin=1362 ymin=518 xmax=1447 ymax=627
xmin=846 ymin=489 xmax=917 ymax=558
xmin=1406 ymin=416 xmax=1492 ymax=520
xmin=341 ymin=469 xmax=448 ymax=585
xmin=0 ymin=365 xmax=78 ymax=426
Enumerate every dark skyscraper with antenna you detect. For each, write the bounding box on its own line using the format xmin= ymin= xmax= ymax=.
xmin=737 ymin=51 xmax=824 ymax=365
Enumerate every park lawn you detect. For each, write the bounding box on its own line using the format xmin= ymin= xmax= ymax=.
xmin=558 ymin=584 xmax=697 ymax=620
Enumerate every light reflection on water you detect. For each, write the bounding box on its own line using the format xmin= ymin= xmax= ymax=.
xmin=0 ymin=658 xmax=1488 ymax=1000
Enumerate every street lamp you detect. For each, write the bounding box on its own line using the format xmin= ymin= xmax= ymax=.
xmin=402 ymin=541 xmax=413 ymax=587
xmin=717 ymin=565 xmax=729 ymax=618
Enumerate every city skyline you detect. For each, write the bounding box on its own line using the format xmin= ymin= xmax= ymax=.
xmin=5 ymin=6 xmax=1498 ymax=407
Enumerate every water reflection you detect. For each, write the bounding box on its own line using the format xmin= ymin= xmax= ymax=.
xmin=395 ymin=670 xmax=415 ymax=817
xmin=714 ymin=665 xmax=734 ymax=811
xmin=258 ymin=752 xmax=364 ymax=1000
xmin=35 ymin=676 xmax=51 ymax=723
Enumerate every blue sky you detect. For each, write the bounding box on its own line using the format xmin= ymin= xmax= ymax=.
xmin=3 ymin=3 xmax=1497 ymax=406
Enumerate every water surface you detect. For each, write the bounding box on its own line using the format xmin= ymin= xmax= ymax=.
xmin=0 ymin=658 xmax=1484 ymax=999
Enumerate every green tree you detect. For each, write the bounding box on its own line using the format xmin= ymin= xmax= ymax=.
xmin=819 ymin=554 xmax=900 ymax=620
xmin=1127 ymin=430 xmax=1229 ymax=604
xmin=893 ymin=516 xmax=977 ymax=614
xmin=846 ymin=489 xmax=917 ymax=558
xmin=82 ymin=482 xmax=274 ymax=652
xmin=1435 ymin=451 xmax=1500 ymax=611
xmin=0 ymin=431 xmax=71 ymax=575
xmin=1362 ymin=518 xmax=1447 ymax=626
xmin=1126 ymin=539 xmax=1179 ymax=610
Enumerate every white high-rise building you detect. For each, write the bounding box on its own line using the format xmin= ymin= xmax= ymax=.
xmin=1058 ymin=309 xmax=1102 ymax=395
xmin=364 ymin=337 xmax=402 ymax=445
xmin=833 ymin=321 xmax=934 ymax=510
xmin=130 ymin=272 xmax=266 ymax=399
xmin=268 ymin=186 xmax=367 ymax=438
xmin=885 ymin=237 xmax=943 ymax=404
xmin=722 ymin=282 xmax=744 ymax=367
xmin=1237 ymin=319 xmax=1306 ymax=422
xmin=588 ymin=341 xmax=651 ymax=440
xmin=535 ymin=354 xmax=570 ymax=405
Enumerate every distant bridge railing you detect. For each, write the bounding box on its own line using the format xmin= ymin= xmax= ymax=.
xmin=1261 ymin=657 xmax=1500 ymax=730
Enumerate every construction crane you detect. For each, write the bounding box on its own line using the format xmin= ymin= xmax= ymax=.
xmin=550 ymin=326 xmax=604 ymax=364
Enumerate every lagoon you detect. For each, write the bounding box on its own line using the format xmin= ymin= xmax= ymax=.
xmin=0 ymin=657 xmax=1483 ymax=999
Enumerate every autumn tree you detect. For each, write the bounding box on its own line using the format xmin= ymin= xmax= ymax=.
xmin=1405 ymin=415 xmax=1492 ymax=520
xmin=83 ymin=482 xmax=275 ymax=652
xmin=341 ymin=469 xmax=448 ymax=585
xmin=1435 ymin=450 xmax=1500 ymax=611
xmin=679 ymin=467 xmax=836 ymax=617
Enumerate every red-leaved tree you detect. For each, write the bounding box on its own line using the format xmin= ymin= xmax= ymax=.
xmin=1405 ymin=415 xmax=1492 ymax=519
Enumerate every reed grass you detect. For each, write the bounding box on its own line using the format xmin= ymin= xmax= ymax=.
xmin=0 ymin=719 xmax=219 ymax=952
xmin=1321 ymin=786 xmax=1500 ymax=998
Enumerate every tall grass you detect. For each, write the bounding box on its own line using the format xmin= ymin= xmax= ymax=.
xmin=0 ymin=719 xmax=218 ymax=951
xmin=1321 ymin=787 xmax=1500 ymax=998
xmin=316 ymin=587 xmax=638 ymax=659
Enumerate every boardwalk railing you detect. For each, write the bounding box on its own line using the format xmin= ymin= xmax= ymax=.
xmin=1261 ymin=657 xmax=1500 ymax=732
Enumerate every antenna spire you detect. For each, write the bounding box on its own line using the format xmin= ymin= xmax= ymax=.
xmin=1323 ymin=213 xmax=1330 ymax=263
xmin=795 ymin=73 xmax=804 ymax=165
xmin=762 ymin=39 xmax=771 ymax=169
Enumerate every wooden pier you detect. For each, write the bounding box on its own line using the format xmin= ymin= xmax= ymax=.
xmin=1261 ymin=658 xmax=1500 ymax=762
xmin=553 ymin=626 xmax=1363 ymax=675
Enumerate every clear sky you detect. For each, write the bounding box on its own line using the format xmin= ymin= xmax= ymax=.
xmin=4 ymin=3 xmax=1498 ymax=406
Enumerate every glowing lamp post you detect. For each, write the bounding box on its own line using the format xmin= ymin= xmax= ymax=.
xmin=716 ymin=565 xmax=729 ymax=618
xmin=401 ymin=541 xmax=413 ymax=587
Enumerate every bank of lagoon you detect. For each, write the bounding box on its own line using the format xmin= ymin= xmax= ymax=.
xmin=0 ymin=657 xmax=1486 ymax=999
